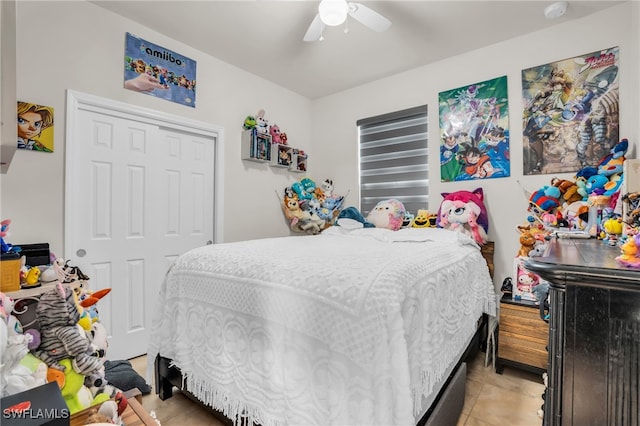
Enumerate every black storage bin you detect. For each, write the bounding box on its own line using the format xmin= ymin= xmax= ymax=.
xmin=16 ymin=243 xmax=50 ymax=267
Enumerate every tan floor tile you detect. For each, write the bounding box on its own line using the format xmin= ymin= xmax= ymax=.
xmin=469 ymin=382 xmax=543 ymax=426
xmin=464 ymin=414 xmax=503 ymax=426
xmin=484 ymin=367 xmax=544 ymax=399
xmin=466 ymin=353 xmax=491 ymax=382
xmin=462 ymin=378 xmax=483 ymax=415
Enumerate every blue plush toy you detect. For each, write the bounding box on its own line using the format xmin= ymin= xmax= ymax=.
xmin=336 ymin=207 xmax=375 ymax=229
xmin=292 ymin=178 xmax=316 ymax=200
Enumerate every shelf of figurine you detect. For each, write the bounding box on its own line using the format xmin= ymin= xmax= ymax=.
xmin=290 ymin=149 xmax=308 ymax=173
xmin=271 ymin=144 xmax=293 ymax=168
xmin=241 ymin=128 xmax=272 ymax=163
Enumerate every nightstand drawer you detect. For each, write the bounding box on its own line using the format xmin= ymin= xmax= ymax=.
xmin=498 ymin=333 xmax=548 ymax=369
xmin=501 ymin=303 xmax=547 ymax=333
xmin=497 ymin=296 xmax=549 ymax=374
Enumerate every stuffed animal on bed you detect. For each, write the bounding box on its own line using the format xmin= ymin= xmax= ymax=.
xmin=365 ymin=199 xmax=406 ymax=231
xmin=411 ymin=209 xmax=437 ymax=228
xmin=336 ymin=206 xmax=375 ymax=229
xmin=437 ymin=188 xmax=489 ymax=245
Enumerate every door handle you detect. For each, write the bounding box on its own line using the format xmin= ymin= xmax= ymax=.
xmin=76 ymin=248 xmax=87 ymax=257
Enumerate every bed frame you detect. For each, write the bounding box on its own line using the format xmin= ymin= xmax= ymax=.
xmin=154 ymin=242 xmax=494 ymax=426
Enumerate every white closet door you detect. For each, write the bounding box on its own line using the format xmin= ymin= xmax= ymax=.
xmin=67 ymin=109 xmax=215 ymax=360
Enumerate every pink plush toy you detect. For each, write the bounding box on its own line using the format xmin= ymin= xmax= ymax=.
xmin=366 ymin=199 xmax=406 ymax=231
xmin=437 ymin=188 xmax=489 ymax=245
xmin=270 ymin=124 xmax=282 ymax=144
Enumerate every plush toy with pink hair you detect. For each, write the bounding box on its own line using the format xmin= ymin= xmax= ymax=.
xmin=365 ymin=199 xmax=406 ymax=231
xmin=437 ymin=188 xmax=489 ymax=245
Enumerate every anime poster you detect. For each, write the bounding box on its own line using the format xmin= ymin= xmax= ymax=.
xmin=17 ymin=101 xmax=54 ymax=152
xmin=438 ymin=76 xmax=510 ymax=182
xmin=522 ymin=47 xmax=619 ymax=175
xmin=124 ymin=32 xmax=197 ymax=108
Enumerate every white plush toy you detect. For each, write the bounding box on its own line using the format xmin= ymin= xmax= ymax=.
xmin=0 ymin=292 xmax=34 ymax=397
xmin=4 ymin=353 xmax=47 ymax=396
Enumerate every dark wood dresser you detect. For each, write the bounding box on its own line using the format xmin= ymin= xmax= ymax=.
xmin=525 ymin=238 xmax=640 ymax=426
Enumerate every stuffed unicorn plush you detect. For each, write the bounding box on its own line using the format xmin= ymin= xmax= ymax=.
xmin=437 ymin=188 xmax=489 ymax=245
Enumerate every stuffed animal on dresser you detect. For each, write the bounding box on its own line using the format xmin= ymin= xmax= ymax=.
xmin=517 ymin=228 xmax=537 ymax=257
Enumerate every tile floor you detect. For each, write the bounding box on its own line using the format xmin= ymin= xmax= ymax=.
xmin=130 ymin=350 xmax=545 ymax=426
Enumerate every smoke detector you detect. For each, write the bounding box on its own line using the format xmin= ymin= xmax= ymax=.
xmin=544 ymin=1 xmax=568 ymax=19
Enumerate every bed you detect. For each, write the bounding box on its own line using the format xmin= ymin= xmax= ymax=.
xmin=147 ymin=226 xmax=497 ymax=426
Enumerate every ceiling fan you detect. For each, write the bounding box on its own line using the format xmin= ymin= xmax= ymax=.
xmin=303 ymin=0 xmax=391 ymax=42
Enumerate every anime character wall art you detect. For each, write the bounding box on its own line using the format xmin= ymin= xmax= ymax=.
xmin=522 ymin=47 xmax=619 ymax=175
xmin=439 ymin=76 xmax=510 ymax=182
xmin=17 ymin=101 xmax=54 ymax=152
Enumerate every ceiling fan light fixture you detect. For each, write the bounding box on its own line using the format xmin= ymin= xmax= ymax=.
xmin=318 ymin=0 xmax=349 ymax=27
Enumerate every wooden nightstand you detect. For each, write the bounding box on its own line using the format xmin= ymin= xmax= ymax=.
xmin=496 ymin=294 xmax=548 ymax=374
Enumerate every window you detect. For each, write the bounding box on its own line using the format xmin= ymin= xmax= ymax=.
xmin=357 ymin=105 xmax=429 ymax=215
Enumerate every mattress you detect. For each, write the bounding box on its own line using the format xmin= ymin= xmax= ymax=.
xmin=147 ymin=226 xmax=496 ymax=426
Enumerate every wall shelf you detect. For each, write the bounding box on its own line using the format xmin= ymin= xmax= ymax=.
xmin=241 ymin=129 xmax=272 ymax=162
xmin=242 ymin=129 xmax=307 ymax=172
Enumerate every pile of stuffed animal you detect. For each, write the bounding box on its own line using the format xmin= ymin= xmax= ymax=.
xmin=282 ymin=177 xmax=492 ymax=246
xmin=335 ymin=188 xmax=490 ymax=246
xmin=282 ymin=177 xmax=346 ymax=234
xmin=0 ymin=258 xmax=128 ymax=422
xmin=520 ymin=138 xmax=640 ymax=269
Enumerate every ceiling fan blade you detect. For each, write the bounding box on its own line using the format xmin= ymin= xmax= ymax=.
xmin=347 ymin=2 xmax=391 ymax=32
xmin=303 ymin=14 xmax=324 ymax=42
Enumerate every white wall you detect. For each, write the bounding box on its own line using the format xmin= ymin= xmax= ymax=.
xmin=1 ymin=0 xmax=312 ymax=255
xmin=310 ymin=2 xmax=640 ymax=290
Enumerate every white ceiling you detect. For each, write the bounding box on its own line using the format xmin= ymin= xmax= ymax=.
xmin=91 ymin=0 xmax=623 ymax=99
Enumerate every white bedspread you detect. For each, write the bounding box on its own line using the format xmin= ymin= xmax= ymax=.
xmin=147 ymin=227 xmax=496 ymax=426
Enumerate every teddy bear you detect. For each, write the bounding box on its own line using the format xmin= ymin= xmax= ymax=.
xmin=551 ymin=177 xmax=582 ymax=204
